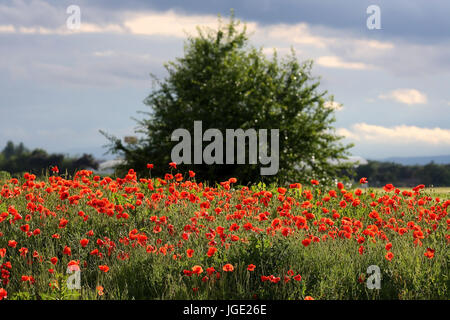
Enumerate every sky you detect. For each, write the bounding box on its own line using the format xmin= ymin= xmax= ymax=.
xmin=1 ymin=0 xmax=449 ymax=161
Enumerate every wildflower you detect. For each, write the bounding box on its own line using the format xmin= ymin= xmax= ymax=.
xmin=80 ymin=238 xmax=89 ymax=248
xmin=192 ymin=265 xmax=203 ymax=275
xmin=63 ymin=246 xmax=72 ymax=256
xmin=385 ymin=252 xmax=394 ymax=261
xmin=228 ymin=178 xmax=237 ymax=184
xmin=358 ymin=246 xmax=365 ymax=255
xmin=21 ymin=275 xmax=35 ymax=284
xmin=183 ymin=270 xmax=193 ymax=277
xmin=206 ymin=247 xmax=217 ymax=257
xmin=247 ymin=264 xmax=256 ymax=272
xmin=302 ymin=238 xmax=311 ymax=247
xmin=206 ymin=267 xmax=216 ymax=276
xmin=67 ymin=260 xmax=80 ymax=269
xmin=98 ymin=265 xmax=109 ymax=273
xmin=8 ymin=240 xmax=17 ymax=248
xmin=223 ymin=264 xmax=234 ymax=272
xmin=424 ymin=248 xmax=435 ymax=259
xmin=19 ymin=247 xmax=28 ymax=257
xmin=293 ymin=274 xmax=302 ymax=281
xmin=0 ymin=288 xmax=7 ymax=300
xmin=97 ymin=286 xmax=104 ymax=296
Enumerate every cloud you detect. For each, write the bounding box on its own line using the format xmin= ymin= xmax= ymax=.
xmin=123 ymin=10 xmax=244 ymax=38
xmin=0 ymin=0 xmax=63 ymax=28
xmin=0 ymin=24 xmax=15 ymax=33
xmin=379 ymin=89 xmax=427 ymax=105
xmin=337 ymin=123 xmax=450 ymax=145
xmin=0 ymin=23 xmax=126 ymax=35
xmin=324 ymin=101 xmax=343 ymax=111
xmin=261 ymin=23 xmax=329 ymax=48
xmin=2 ymin=3 xmax=445 ymax=78
xmin=316 ymin=56 xmax=372 ymax=70
xmin=85 ymin=0 xmax=450 ymax=43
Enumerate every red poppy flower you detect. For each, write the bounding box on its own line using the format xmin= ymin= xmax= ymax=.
xmin=192 ymin=265 xmax=203 ymax=275
xmin=80 ymin=238 xmax=89 ymax=248
xmin=206 ymin=247 xmax=217 ymax=257
xmin=98 ymin=265 xmax=110 ymax=273
xmin=206 ymin=267 xmax=216 ymax=276
xmin=0 ymin=288 xmax=7 ymax=300
xmin=424 ymin=248 xmax=435 ymax=259
xmin=59 ymin=218 xmax=68 ymax=229
xmin=247 ymin=264 xmax=256 ymax=271
xmin=385 ymin=252 xmax=394 ymax=261
xmin=63 ymin=246 xmax=72 ymax=256
xmin=302 ymin=238 xmax=311 ymax=247
xmin=19 ymin=247 xmax=28 ymax=257
xmin=358 ymin=245 xmax=365 ymax=255
xmin=97 ymin=286 xmax=104 ymax=296
xmin=228 ymin=178 xmax=237 ymax=184
xmin=183 ymin=270 xmax=193 ymax=277
xmin=222 ymin=263 xmax=234 ymax=272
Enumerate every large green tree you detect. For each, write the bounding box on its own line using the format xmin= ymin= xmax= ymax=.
xmin=103 ymin=15 xmax=353 ymax=184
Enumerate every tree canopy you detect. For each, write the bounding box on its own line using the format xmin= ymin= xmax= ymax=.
xmin=0 ymin=141 xmax=98 ymax=176
xmin=103 ymin=14 xmax=353 ymax=184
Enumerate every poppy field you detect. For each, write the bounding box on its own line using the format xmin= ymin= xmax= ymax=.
xmin=0 ymin=165 xmax=448 ymax=300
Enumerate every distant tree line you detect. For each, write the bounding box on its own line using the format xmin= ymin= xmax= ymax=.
xmin=0 ymin=141 xmax=99 ymax=176
xmin=354 ymin=160 xmax=450 ymax=187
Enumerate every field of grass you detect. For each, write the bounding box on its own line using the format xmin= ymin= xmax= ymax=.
xmin=0 ymin=168 xmax=448 ymax=300
xmin=370 ymin=187 xmax=450 ymax=196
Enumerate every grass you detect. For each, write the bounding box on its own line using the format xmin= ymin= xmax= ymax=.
xmin=0 ymin=170 xmax=448 ymax=300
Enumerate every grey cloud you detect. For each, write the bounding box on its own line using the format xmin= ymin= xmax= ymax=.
xmin=0 ymin=33 xmax=177 ymax=87
xmin=71 ymin=0 xmax=450 ymax=43
xmin=3 ymin=1 xmax=450 ymax=43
